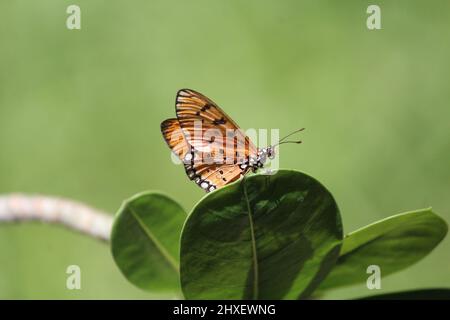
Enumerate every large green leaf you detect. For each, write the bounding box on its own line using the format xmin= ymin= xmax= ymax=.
xmin=111 ymin=192 xmax=186 ymax=295
xmin=360 ymin=288 xmax=450 ymax=300
xmin=180 ymin=170 xmax=343 ymax=300
xmin=319 ymin=208 xmax=448 ymax=291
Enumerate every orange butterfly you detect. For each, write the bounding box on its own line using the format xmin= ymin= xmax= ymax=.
xmin=161 ymin=89 xmax=303 ymax=192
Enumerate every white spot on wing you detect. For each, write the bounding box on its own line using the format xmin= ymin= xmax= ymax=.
xmin=201 ymin=182 xmax=209 ymax=189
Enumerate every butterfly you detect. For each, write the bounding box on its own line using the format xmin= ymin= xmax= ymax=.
xmin=161 ymin=89 xmax=304 ymax=192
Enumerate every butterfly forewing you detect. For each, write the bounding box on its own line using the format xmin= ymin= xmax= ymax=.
xmin=175 ymin=89 xmax=258 ymax=163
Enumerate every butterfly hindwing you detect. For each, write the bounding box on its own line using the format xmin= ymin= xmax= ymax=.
xmin=185 ymin=162 xmax=247 ymax=192
xmin=161 ymin=118 xmax=190 ymax=160
xmin=161 ymin=117 xmax=250 ymax=192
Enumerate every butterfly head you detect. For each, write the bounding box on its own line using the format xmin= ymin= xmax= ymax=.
xmin=250 ymin=129 xmax=305 ymax=171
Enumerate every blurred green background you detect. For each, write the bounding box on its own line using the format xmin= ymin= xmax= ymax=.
xmin=0 ymin=0 xmax=449 ymax=299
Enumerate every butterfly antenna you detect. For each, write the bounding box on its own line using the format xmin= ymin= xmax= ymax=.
xmin=279 ymin=128 xmax=305 ymax=143
xmin=279 ymin=140 xmax=302 ymax=145
xmin=273 ymin=128 xmax=305 ymax=147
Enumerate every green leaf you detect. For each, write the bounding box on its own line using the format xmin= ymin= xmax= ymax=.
xmin=111 ymin=191 xmax=186 ymax=295
xmin=180 ymin=170 xmax=343 ymax=300
xmin=360 ymin=288 xmax=450 ymax=300
xmin=319 ymin=208 xmax=448 ymax=291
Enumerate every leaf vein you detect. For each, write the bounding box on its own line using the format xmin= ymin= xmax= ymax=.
xmin=242 ymin=180 xmax=259 ymax=300
xmin=128 ymin=206 xmax=179 ymax=274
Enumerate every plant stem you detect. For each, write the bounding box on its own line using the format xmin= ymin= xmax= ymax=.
xmin=0 ymin=194 xmax=112 ymax=241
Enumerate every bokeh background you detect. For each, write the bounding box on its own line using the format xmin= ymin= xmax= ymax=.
xmin=0 ymin=0 xmax=449 ymax=299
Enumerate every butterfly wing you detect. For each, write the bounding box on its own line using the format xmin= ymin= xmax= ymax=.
xmin=175 ymin=89 xmax=258 ymax=164
xmin=161 ymin=118 xmax=249 ymax=192
xmin=185 ymin=162 xmax=247 ymax=192
xmin=161 ymin=118 xmax=190 ymax=160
